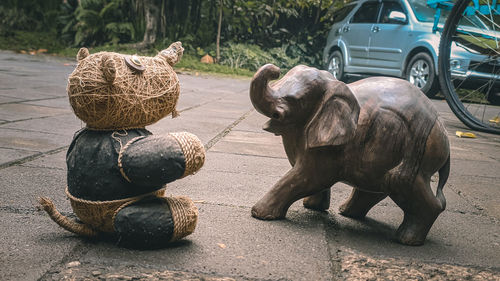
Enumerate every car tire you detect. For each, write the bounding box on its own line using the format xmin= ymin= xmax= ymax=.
xmin=327 ymin=51 xmax=344 ymax=81
xmin=405 ymin=52 xmax=439 ymax=98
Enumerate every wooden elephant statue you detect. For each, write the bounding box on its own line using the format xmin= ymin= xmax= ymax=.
xmin=249 ymin=64 xmax=450 ymax=246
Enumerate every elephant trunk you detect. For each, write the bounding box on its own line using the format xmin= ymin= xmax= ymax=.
xmin=250 ymin=64 xmax=281 ymax=119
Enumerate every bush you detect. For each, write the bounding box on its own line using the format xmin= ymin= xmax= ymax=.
xmin=219 ymin=42 xmax=305 ymax=72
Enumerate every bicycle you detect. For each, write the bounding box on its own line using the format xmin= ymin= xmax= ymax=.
xmin=429 ymin=0 xmax=500 ymax=134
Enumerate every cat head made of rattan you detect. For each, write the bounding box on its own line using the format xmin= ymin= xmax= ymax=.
xmin=67 ymin=42 xmax=184 ymax=130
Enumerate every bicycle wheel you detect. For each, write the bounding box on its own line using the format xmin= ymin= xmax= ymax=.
xmin=438 ymin=0 xmax=500 ymax=134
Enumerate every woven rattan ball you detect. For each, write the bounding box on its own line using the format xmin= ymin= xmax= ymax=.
xmin=67 ymin=43 xmax=183 ymax=130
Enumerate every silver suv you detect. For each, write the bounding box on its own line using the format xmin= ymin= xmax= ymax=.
xmin=322 ymin=0 xmax=482 ymax=97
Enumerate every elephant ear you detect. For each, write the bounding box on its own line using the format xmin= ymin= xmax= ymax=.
xmin=306 ymin=81 xmax=360 ymax=148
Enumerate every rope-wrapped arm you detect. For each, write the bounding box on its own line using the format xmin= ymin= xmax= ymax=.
xmin=118 ymin=132 xmax=205 ymax=186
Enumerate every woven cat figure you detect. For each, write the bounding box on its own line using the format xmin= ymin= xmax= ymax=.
xmin=39 ymin=42 xmax=205 ymax=248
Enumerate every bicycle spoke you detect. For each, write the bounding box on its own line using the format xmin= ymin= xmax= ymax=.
xmin=438 ymin=0 xmax=500 ymax=133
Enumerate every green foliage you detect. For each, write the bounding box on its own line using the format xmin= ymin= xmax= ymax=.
xmin=1 ymin=0 xmax=349 ymax=75
xmin=0 ymin=30 xmax=65 ymax=53
xmin=220 ymin=43 xmax=273 ymax=71
xmin=219 ymin=42 xmax=299 ymax=72
xmin=61 ymin=0 xmax=138 ymax=47
xmin=176 ymin=54 xmax=254 ymax=77
xmin=0 ymin=0 xmax=62 ymax=32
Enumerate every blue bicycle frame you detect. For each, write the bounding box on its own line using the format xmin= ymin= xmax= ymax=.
xmin=427 ymin=0 xmax=500 ymax=32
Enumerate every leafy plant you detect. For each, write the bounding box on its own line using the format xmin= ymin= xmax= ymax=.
xmin=66 ymin=0 xmax=138 ymax=47
xmin=219 ymin=42 xmax=303 ymax=72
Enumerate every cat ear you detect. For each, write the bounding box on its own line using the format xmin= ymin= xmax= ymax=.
xmin=76 ymin=48 xmax=89 ymax=62
xmin=101 ymin=54 xmax=116 ymax=84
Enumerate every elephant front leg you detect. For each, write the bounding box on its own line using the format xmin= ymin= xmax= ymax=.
xmin=252 ymin=167 xmax=330 ymax=220
xmin=303 ymin=188 xmax=331 ymax=211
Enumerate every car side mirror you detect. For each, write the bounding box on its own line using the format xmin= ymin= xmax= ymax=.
xmin=388 ymin=11 xmax=407 ymax=23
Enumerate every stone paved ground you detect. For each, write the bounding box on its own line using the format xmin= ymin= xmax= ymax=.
xmin=0 ymin=51 xmax=499 ymax=280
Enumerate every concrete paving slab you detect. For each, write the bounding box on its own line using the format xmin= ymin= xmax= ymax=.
xmin=0 ymin=103 xmax=70 ymax=122
xmin=179 ymin=74 xmax=250 ymax=93
xmin=176 ymin=94 xmax=225 ymax=111
xmin=0 ymin=87 xmax=63 ymax=100
xmin=0 ymin=165 xmax=69 ymax=211
xmin=1 ymin=113 xmax=81 ymax=137
xmin=77 ymin=204 xmax=333 ymax=281
xmin=0 ymin=147 xmax=39 ymax=167
xmin=165 ymin=166 xmax=282 ymax=208
xmin=210 ymin=130 xmax=286 ymax=159
xmin=234 ymin=111 xmax=270 ymax=133
xmin=20 ymin=150 xmax=67 ymax=171
xmin=22 ymin=97 xmax=71 ymax=109
xmin=0 ymin=212 xmax=80 ymax=281
xmin=450 ymin=144 xmax=498 ymax=162
xmin=149 ymin=111 xmax=241 ymax=145
xmin=0 ymin=127 xmax=69 ymax=152
xmin=1 ymin=51 xmax=499 ymax=280
xmin=324 ymin=203 xmax=500 ymax=269
xmin=450 ymin=158 xmax=499 ymax=178
xmin=447 ymin=175 xmax=500 ymax=220
xmin=0 ymin=94 xmax=24 ymax=103
xmin=201 ymin=151 xmax=290 ymax=177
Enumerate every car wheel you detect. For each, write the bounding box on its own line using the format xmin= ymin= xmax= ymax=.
xmin=406 ymin=52 xmax=439 ymax=98
xmin=327 ymin=51 xmax=344 ymax=81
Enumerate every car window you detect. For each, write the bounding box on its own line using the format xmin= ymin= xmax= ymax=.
xmin=379 ymin=1 xmax=406 ymax=24
xmin=351 ymin=1 xmax=381 ymax=23
xmin=332 ymin=4 xmax=356 ymax=23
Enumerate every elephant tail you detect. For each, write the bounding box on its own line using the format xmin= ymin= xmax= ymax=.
xmin=436 ymin=155 xmax=450 ymax=211
xmin=38 ymin=197 xmax=98 ymax=237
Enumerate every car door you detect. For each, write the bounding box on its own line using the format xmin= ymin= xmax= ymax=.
xmin=342 ymin=1 xmax=381 ymax=68
xmin=368 ymin=0 xmax=411 ymax=73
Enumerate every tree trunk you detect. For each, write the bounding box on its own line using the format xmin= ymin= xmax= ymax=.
xmin=314 ymin=0 xmax=323 ymax=25
xmin=142 ymin=0 xmax=160 ymax=46
xmin=216 ymin=0 xmax=222 ymax=63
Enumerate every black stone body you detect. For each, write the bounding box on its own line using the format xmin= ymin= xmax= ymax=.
xmin=66 ymin=128 xmax=187 ymax=248
xmin=66 ymin=128 xmax=186 ymax=201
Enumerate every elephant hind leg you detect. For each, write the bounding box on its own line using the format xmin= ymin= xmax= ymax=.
xmin=303 ymin=188 xmax=331 ymax=211
xmin=339 ymin=188 xmax=387 ymax=219
xmin=390 ymin=175 xmax=444 ymax=246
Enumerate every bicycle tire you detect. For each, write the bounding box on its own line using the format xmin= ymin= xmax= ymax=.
xmin=438 ymin=0 xmax=500 ymax=134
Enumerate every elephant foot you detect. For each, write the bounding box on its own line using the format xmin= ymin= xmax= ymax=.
xmin=338 ymin=203 xmax=367 ymax=219
xmin=303 ymin=189 xmax=331 ymax=211
xmin=338 ymin=189 xmax=387 ymax=219
xmin=395 ymin=212 xmax=439 ymax=246
xmin=251 ymin=201 xmax=287 ymax=220
xmin=395 ymin=219 xmax=428 ymax=246
xmin=391 ymin=175 xmax=444 ymax=246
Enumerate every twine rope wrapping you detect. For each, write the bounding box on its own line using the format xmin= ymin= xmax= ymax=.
xmin=38 ymin=197 xmax=98 ymax=237
xmin=68 ymin=52 xmax=180 ymax=130
xmin=65 ymin=187 xmax=166 ymax=233
xmin=38 ymin=187 xmax=166 ymax=236
xmin=39 ymin=189 xmax=198 ymax=241
xmin=115 ymin=134 xmax=146 ymax=183
xmin=164 ymin=196 xmax=198 ymax=241
xmin=169 ymin=132 xmax=206 ymax=178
